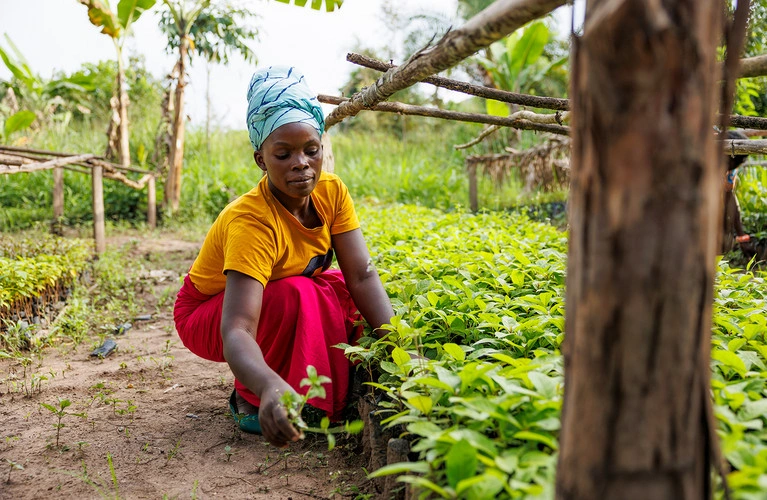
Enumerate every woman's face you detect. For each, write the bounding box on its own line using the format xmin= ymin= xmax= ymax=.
xmin=254 ymin=122 xmax=323 ymax=205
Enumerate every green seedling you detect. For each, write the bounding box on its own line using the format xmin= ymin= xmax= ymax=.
xmin=280 ymin=366 xmax=365 ymax=451
xmin=223 ymin=445 xmax=234 ymax=462
xmin=40 ymin=398 xmax=86 ymax=448
xmin=4 ymin=458 xmax=23 ymax=483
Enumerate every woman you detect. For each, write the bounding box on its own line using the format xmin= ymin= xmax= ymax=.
xmin=722 ymin=129 xmax=752 ymax=255
xmin=174 ymin=66 xmax=394 ymax=448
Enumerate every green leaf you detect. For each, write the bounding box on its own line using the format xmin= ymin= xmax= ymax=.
xmin=344 ymin=420 xmax=364 ymax=434
xmin=509 ymin=21 xmax=549 ymax=80
xmin=274 ymin=0 xmax=343 ymax=11
xmin=712 ymin=349 xmax=747 ymax=376
xmin=117 ymin=0 xmax=156 ymax=30
xmin=443 ymin=343 xmax=466 ymax=361
xmin=455 ymin=471 xmax=505 ymax=500
xmin=513 ymin=430 xmax=558 ymax=450
xmin=79 ymin=0 xmax=122 ymax=38
xmin=367 ymin=461 xmax=430 ymax=478
xmin=528 ymin=371 xmax=558 ymax=399
xmin=392 ymin=347 xmax=410 ymax=367
xmin=4 ymin=110 xmax=35 ymax=138
xmin=407 ymin=395 xmax=433 ymax=415
xmin=327 ymin=433 xmax=335 ymax=451
xmin=398 ymin=476 xmax=451 ymax=498
xmin=446 ymin=439 xmax=477 ymax=488
xmin=486 ymin=99 xmax=509 ymax=117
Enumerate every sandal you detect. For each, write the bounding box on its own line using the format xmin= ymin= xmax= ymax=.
xmin=228 ymin=389 xmax=262 ymax=434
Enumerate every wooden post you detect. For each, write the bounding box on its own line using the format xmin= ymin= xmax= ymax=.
xmin=92 ymin=165 xmax=106 ymax=254
xmin=556 ymin=0 xmax=724 ymax=498
xmin=468 ymin=162 xmax=478 ymax=212
xmin=147 ymin=175 xmax=157 ymax=229
xmin=52 ymin=166 xmax=64 ymax=235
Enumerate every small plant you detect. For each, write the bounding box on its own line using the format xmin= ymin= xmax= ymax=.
xmin=40 ymin=398 xmax=86 ymax=448
xmin=280 ymin=366 xmax=365 ymax=451
xmin=223 ymin=445 xmax=234 ymax=462
xmin=4 ymin=458 xmax=23 ymax=483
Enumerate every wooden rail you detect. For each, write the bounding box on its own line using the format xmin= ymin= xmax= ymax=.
xmin=0 ymin=146 xmax=157 ymax=254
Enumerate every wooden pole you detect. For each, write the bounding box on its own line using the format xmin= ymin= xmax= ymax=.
xmin=92 ymin=165 xmax=106 ymax=255
xmin=319 ymin=94 xmax=570 ymax=135
xmin=346 ymin=52 xmax=571 ymax=111
xmin=52 ymin=166 xmax=64 ymax=235
xmin=325 ymin=0 xmax=568 ymax=129
xmin=468 ymin=163 xmax=478 ymax=213
xmin=147 ymin=175 xmax=157 ymax=229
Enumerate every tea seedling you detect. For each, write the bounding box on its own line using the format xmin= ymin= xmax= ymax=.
xmin=40 ymin=398 xmax=86 ymax=448
xmin=223 ymin=445 xmax=234 ymax=462
xmin=4 ymin=458 xmax=23 ymax=483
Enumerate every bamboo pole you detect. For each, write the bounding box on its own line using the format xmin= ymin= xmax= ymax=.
xmin=319 ymin=94 xmax=570 ymax=135
xmin=325 ymin=0 xmax=568 ymax=129
xmin=92 ymin=165 xmax=106 ymax=255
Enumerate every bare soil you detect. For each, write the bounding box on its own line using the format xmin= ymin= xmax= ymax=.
xmin=0 ymin=233 xmax=369 ymax=500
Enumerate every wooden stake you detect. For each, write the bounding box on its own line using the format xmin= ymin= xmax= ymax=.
xmin=52 ymin=166 xmax=64 ymax=235
xmin=147 ymin=175 xmax=157 ymax=229
xmin=92 ymin=165 xmax=106 ymax=255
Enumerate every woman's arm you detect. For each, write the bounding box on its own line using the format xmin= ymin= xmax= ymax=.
xmin=221 ymin=270 xmax=301 ymax=447
xmin=332 ymin=228 xmax=394 ymax=335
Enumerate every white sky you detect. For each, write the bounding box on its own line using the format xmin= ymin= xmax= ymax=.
xmin=0 ymin=0 xmax=580 ymax=129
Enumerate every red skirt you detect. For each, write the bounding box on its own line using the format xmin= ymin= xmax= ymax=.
xmin=174 ymin=269 xmax=361 ymax=420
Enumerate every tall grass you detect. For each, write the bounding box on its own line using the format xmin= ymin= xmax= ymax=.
xmin=2 ymin=111 xmax=571 ymax=231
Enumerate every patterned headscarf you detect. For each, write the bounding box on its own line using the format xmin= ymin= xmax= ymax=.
xmin=246 ymin=66 xmax=325 ymax=151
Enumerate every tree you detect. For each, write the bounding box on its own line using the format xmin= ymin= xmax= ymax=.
xmin=158 ymin=1 xmax=258 ymax=177
xmin=556 ymin=0 xmax=743 ymax=498
xmin=77 ymin=0 xmax=157 ymax=167
xmin=159 ymin=0 xmax=343 ymax=213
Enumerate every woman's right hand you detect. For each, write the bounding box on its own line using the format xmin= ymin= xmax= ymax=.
xmin=258 ymin=378 xmax=302 ymax=448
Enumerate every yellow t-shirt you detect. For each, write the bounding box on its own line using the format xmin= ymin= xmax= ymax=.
xmin=189 ymin=171 xmax=360 ymax=295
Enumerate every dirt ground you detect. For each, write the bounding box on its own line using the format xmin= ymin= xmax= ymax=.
xmin=0 ymin=234 xmax=369 ymax=499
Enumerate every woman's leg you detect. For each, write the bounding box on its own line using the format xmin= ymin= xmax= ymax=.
xmin=235 ymin=269 xmax=361 ymax=420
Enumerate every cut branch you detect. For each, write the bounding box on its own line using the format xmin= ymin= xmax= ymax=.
xmin=344 ymin=53 xmax=767 ymax=129
xmin=455 ymin=125 xmax=501 ymax=150
xmin=325 ymin=0 xmax=568 ymax=128
xmin=346 ymin=52 xmax=570 ymax=111
xmin=0 ymin=154 xmax=95 ymax=174
xmin=739 ymin=54 xmax=767 ymax=78
xmin=319 ymin=94 xmax=570 ymax=135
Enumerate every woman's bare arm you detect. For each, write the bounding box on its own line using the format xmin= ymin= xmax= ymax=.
xmin=221 ymin=270 xmax=301 ymax=447
xmin=332 ymin=229 xmax=394 ymax=335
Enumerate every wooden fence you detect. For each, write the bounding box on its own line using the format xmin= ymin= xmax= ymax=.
xmin=0 ymin=145 xmax=156 ymax=254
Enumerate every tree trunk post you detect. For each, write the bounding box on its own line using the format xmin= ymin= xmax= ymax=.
xmin=52 ymin=166 xmax=64 ymax=235
xmin=167 ymin=36 xmax=188 ymax=213
xmin=468 ymin=162 xmax=478 ymax=212
xmin=147 ymin=175 xmax=157 ymax=229
xmin=321 ymin=133 xmax=335 ymax=173
xmin=557 ymin=1 xmax=722 ymax=499
xmin=92 ymin=165 xmax=106 ymax=255
xmin=114 ymin=40 xmax=130 ymax=168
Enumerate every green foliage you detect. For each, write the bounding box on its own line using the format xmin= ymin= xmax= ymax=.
xmin=476 ymin=20 xmax=567 ymax=117
xmin=274 ymin=0 xmax=343 ymax=12
xmin=159 ymin=2 xmax=259 ymax=64
xmin=0 ymin=235 xmax=91 ymax=319
xmin=348 ymin=204 xmax=767 ymax=499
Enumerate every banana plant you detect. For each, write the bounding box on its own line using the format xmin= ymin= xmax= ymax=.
xmin=475 ymin=21 xmax=566 ymax=117
xmin=77 ymin=0 xmax=158 ymax=166
xmin=0 ymin=35 xmax=89 ymax=142
xmin=274 ymin=0 xmax=343 ymax=12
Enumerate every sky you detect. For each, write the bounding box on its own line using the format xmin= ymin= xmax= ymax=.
xmin=0 ymin=0 xmax=581 ymax=130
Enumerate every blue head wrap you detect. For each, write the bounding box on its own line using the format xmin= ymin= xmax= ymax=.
xmin=246 ymin=66 xmax=325 ymax=151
